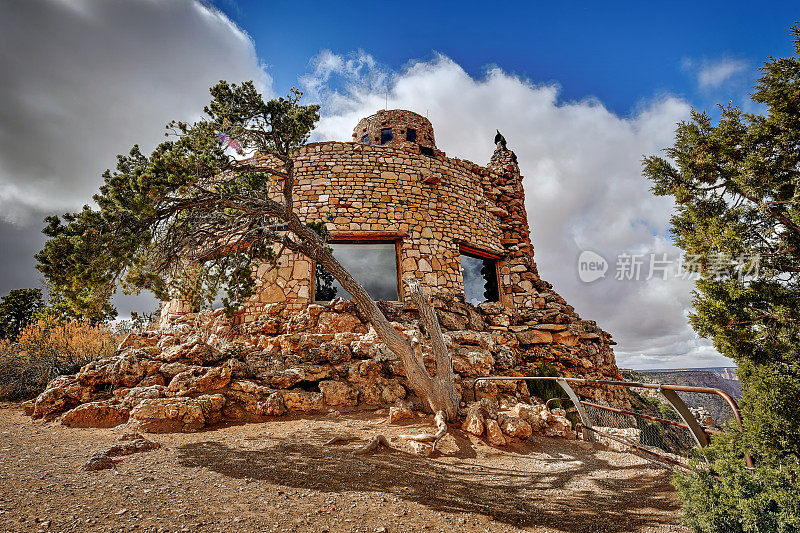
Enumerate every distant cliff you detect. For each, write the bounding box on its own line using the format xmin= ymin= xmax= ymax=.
xmin=621 ymin=368 xmax=741 ymax=425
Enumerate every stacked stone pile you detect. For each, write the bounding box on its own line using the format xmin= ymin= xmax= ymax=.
xmin=26 ymin=294 xmax=624 ymax=438
xmin=461 ymin=398 xmax=576 ymax=446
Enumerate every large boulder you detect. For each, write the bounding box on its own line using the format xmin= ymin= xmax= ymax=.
xmin=225 ymin=380 xmax=286 ymax=417
xmin=510 ymin=402 xmax=546 ymax=431
xmin=129 ymin=394 xmax=225 ymax=433
xmin=318 ymin=380 xmax=357 ymax=407
xmin=165 ymin=363 xmax=232 ymax=396
xmin=282 ymin=390 xmax=324 ymax=413
xmin=61 ymin=401 xmax=129 ymax=428
xmin=32 ymin=376 xmax=92 ymax=418
xmin=268 ymin=364 xmax=331 ymax=389
xmin=75 ymin=351 xmax=147 ymax=389
xmin=485 ymin=419 xmax=507 ymax=446
xmin=462 ymin=407 xmax=485 ymax=436
xmin=315 ymin=311 xmax=363 ymax=335
xmin=516 ymin=330 xmax=553 ymax=345
xmin=314 ymin=342 xmax=352 ymax=364
xmin=498 ymin=413 xmax=532 ymax=439
xmin=380 ymin=379 xmax=407 ymax=404
xmin=117 ymin=385 xmax=167 ymax=409
xmin=451 ymin=347 xmax=494 ymax=377
xmin=543 ymin=408 xmax=574 ymax=439
xmin=105 ymin=352 xmax=148 ymax=387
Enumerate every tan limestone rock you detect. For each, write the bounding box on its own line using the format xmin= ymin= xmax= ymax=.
xmin=553 ymin=331 xmax=580 ymax=347
xmin=388 ymin=401 xmax=414 ymax=424
xmin=129 ymin=397 xmax=208 ymax=433
xmin=498 ymin=413 xmax=532 ymax=439
xmin=356 ymin=382 xmax=383 ymax=405
xmin=485 ymin=418 xmax=507 ymax=446
xmin=61 ymin=401 xmax=129 ymax=428
xmin=462 ymin=408 xmax=485 ymax=436
xmin=516 ymin=330 xmax=553 ymax=345
xmin=451 ymin=347 xmax=494 ymax=377
xmin=319 ymin=380 xmax=358 ymax=406
xmin=166 ymin=363 xmax=232 ymax=396
xmin=282 ymin=390 xmax=324 ymax=413
xmin=117 ymin=385 xmax=167 ymax=409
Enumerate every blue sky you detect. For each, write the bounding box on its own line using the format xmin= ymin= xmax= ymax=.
xmin=215 ymin=0 xmax=797 ymax=116
xmin=0 ymin=0 xmax=798 ymax=368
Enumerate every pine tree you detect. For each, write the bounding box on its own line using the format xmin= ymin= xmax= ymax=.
xmin=643 ymin=25 xmax=800 ymax=531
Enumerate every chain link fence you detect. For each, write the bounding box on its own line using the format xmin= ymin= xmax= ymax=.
xmin=474 ymin=376 xmax=745 ymax=471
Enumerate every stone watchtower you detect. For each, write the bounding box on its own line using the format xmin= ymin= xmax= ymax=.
xmin=160 ymin=109 xmax=618 ymax=381
xmin=32 ymin=108 xmax=624 ymax=435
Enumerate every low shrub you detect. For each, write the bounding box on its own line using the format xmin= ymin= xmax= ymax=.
xmin=0 ymin=317 xmax=122 ymax=401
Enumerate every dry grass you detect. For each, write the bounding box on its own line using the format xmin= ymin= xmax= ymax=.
xmin=0 ymin=317 xmax=122 ymax=400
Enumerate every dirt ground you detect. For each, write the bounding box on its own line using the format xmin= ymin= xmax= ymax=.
xmin=0 ymin=404 xmax=688 ymax=533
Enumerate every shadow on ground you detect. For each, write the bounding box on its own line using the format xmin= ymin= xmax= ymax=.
xmin=175 ymin=431 xmax=682 ymax=532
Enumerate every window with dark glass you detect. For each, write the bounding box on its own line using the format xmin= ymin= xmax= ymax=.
xmin=405 ymin=128 xmax=417 ymax=142
xmin=460 ymin=252 xmax=499 ymax=305
xmin=419 ymin=145 xmax=434 ymax=156
xmin=361 ymin=135 xmax=370 ymax=144
xmin=380 ymin=128 xmax=393 ymax=144
xmin=315 ymin=242 xmax=399 ymax=301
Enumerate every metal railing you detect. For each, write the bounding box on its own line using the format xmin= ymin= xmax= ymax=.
xmin=471 ymin=376 xmax=751 ymax=468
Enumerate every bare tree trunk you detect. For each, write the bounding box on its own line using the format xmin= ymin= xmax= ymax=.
xmin=286 ymin=217 xmax=461 ymax=420
xmin=408 ymin=282 xmax=461 ymax=420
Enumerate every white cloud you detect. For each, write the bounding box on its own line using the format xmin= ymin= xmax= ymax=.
xmin=683 ymin=57 xmax=749 ymax=89
xmin=0 ymin=0 xmax=270 ymax=223
xmin=304 ymin=53 xmax=732 ymax=369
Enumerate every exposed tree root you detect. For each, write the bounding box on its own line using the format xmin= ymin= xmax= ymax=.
xmin=398 ymin=410 xmax=448 ymax=453
xmin=351 ymin=435 xmax=391 ymax=456
xmin=323 ymin=436 xmax=356 ymax=446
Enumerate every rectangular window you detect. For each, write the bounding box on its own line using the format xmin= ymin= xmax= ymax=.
xmin=405 ymin=128 xmax=417 ymax=142
xmin=460 ymin=250 xmax=500 ymax=305
xmin=361 ymin=135 xmax=370 ymax=144
xmin=419 ymin=145 xmax=434 ymax=156
xmin=315 ymin=242 xmax=399 ymax=301
xmin=380 ymin=128 xmax=393 ymax=144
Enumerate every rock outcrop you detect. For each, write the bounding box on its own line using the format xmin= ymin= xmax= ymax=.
xmin=30 ymin=295 xmax=622 ymax=438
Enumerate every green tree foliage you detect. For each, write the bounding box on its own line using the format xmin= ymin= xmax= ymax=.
xmin=35 ymin=81 xmax=320 ymax=320
xmin=0 ymin=288 xmax=45 ymax=340
xmin=643 ymin=26 xmax=800 ymax=531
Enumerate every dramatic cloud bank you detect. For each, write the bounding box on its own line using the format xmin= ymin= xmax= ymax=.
xmin=0 ymin=0 xmax=269 ymax=312
xmin=304 ymin=52 xmax=729 ymax=369
xmin=0 ymin=0 xmax=270 ymax=223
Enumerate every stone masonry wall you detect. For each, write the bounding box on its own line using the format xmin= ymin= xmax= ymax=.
xmin=163 ymin=139 xmax=527 ymax=322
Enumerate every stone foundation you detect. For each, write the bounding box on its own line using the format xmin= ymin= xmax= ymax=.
xmin=30 ymin=295 xmax=624 ymax=435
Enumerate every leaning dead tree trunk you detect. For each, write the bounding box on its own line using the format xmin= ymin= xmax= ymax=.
xmin=285 ymin=216 xmax=461 ymax=421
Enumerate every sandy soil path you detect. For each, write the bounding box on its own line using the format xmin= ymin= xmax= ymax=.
xmin=0 ymin=404 xmax=687 ymax=532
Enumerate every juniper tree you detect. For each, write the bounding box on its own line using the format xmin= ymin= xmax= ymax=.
xmin=643 ymin=25 xmax=800 ymax=532
xmin=35 ymin=81 xmax=460 ymax=421
xmin=0 ymin=288 xmax=45 ymax=340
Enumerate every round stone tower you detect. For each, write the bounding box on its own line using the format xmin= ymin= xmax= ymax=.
xmin=352 ymin=109 xmax=436 ymax=152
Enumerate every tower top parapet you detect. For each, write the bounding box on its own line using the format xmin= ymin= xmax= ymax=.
xmin=352 ymin=109 xmax=436 ymax=152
